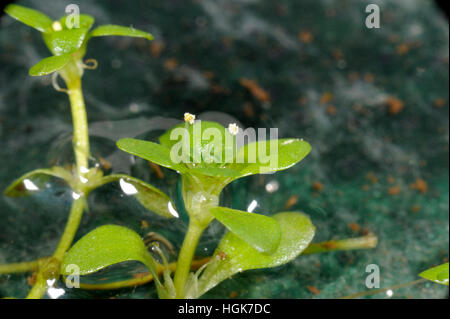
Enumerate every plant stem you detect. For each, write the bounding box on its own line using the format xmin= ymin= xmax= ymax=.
xmin=302 ymin=234 xmax=378 ymax=255
xmin=26 ymin=271 xmax=48 ymax=299
xmin=0 ymin=260 xmax=38 ymax=274
xmin=173 ymin=221 xmax=205 ymax=298
xmin=25 ymin=65 xmax=90 ymax=299
xmin=67 ymin=77 xmax=90 ymax=173
xmin=79 ymin=258 xmax=210 ymax=291
xmin=53 ymin=197 xmax=85 ymax=261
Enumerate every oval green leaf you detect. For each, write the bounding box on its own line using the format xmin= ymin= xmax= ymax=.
xmin=89 ymin=24 xmax=153 ymax=40
xmin=196 ymin=212 xmax=315 ymax=297
xmin=29 ymin=53 xmax=72 ymax=76
xmin=4 ymin=4 xmax=53 ymax=33
xmin=61 ymin=225 xmax=157 ymax=276
xmin=233 ymin=138 xmax=311 ymax=177
xmin=419 ymin=263 xmax=449 ymax=286
xmin=211 ymin=207 xmax=281 ymax=254
xmin=94 ymin=174 xmax=178 ymax=219
xmin=4 ymin=167 xmax=73 ymax=197
xmin=117 ymin=138 xmax=186 ymax=173
xmin=42 ymin=27 xmax=89 ymax=55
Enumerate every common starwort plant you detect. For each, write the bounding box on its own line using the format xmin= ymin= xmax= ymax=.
xmin=59 ymin=119 xmax=378 ymax=299
xmin=1 ymin=5 xmax=379 ymax=300
xmin=0 ymin=4 xmax=175 ymax=299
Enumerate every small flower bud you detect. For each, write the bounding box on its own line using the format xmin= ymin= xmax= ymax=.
xmin=184 ymin=112 xmax=196 ymax=125
xmin=228 ymin=123 xmax=239 ymax=135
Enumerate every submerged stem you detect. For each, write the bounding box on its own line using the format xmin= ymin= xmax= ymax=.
xmin=302 ymin=234 xmax=378 ymax=255
xmin=0 ymin=260 xmax=38 ymax=274
xmin=173 ymin=221 xmax=205 ymax=298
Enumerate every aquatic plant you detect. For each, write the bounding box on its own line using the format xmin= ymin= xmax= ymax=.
xmin=0 ymin=5 xmax=378 ymax=299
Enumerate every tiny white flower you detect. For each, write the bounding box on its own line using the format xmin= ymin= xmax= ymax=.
xmin=228 ymin=123 xmax=239 ymax=135
xmin=52 ymin=21 xmax=63 ymax=31
xmin=184 ymin=112 xmax=196 ymax=124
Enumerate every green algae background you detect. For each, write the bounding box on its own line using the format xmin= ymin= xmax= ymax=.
xmin=0 ymin=0 xmax=448 ymax=298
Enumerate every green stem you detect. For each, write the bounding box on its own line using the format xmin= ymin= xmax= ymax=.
xmin=53 ymin=197 xmax=86 ymax=261
xmin=302 ymin=234 xmax=378 ymax=255
xmin=25 ymin=64 xmax=91 ymax=299
xmin=26 ymin=271 xmax=48 ymax=299
xmin=0 ymin=260 xmax=38 ymax=274
xmin=67 ymin=78 xmax=90 ymax=173
xmin=173 ymin=221 xmax=205 ymax=298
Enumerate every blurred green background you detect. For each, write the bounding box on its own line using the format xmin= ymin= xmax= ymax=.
xmin=0 ymin=0 xmax=448 ymax=298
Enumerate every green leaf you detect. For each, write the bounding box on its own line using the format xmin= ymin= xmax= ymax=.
xmin=4 ymin=167 xmax=72 ymax=197
xmin=61 ymin=225 xmax=157 ymax=276
xmin=42 ymin=27 xmax=89 ymax=55
xmin=211 ymin=207 xmax=281 ymax=254
xmin=4 ymin=4 xmax=53 ymax=33
xmin=233 ymin=138 xmax=311 ymax=177
xmin=419 ymin=263 xmax=449 ymax=286
xmin=117 ymin=138 xmax=186 ymax=173
xmin=196 ymin=212 xmax=315 ymax=297
xmin=29 ymin=53 xmax=72 ymax=76
xmin=159 ymin=121 xmax=236 ymax=168
xmin=59 ymin=14 xmax=95 ymax=31
xmin=89 ymin=24 xmax=153 ymax=40
xmin=94 ymin=174 xmax=178 ymax=219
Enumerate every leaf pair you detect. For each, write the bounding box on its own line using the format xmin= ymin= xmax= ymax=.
xmin=4 ymin=167 xmax=176 ymax=219
xmin=60 ymin=212 xmax=315 ymax=298
xmin=195 ymin=212 xmax=315 ymax=297
xmin=117 ymin=121 xmax=311 ymax=187
xmin=5 ymin=4 xmax=153 ymax=76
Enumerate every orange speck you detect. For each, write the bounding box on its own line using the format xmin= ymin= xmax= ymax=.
xmin=396 ymin=43 xmax=410 ymax=55
xmin=411 ymin=205 xmax=421 ymax=213
xmin=362 ymin=184 xmax=370 ymax=191
xmin=312 ymin=181 xmax=324 ymax=192
xmin=320 ymin=92 xmax=333 ymax=104
xmin=243 ymin=102 xmax=255 ymax=118
xmin=164 ymin=58 xmax=178 ymax=70
xmin=326 ymin=105 xmax=337 ymax=115
xmin=150 ymin=41 xmax=164 ymax=57
xmin=240 ymin=78 xmax=271 ymax=102
xmin=284 ymin=195 xmax=299 ymax=209
xmin=27 ymin=272 xmax=37 ymax=286
xmin=364 ymin=73 xmax=374 ymax=83
xmin=386 ymin=97 xmax=404 ymax=115
xmin=133 ymin=272 xmax=150 ymax=279
xmin=298 ymin=31 xmax=314 ymax=43
xmin=149 ymin=162 xmax=164 ymax=179
xmin=141 ymin=220 xmax=149 ymax=229
xmin=307 ymin=285 xmax=320 ymax=295
xmin=387 ymin=175 xmax=395 ymax=184
xmin=98 ymin=156 xmax=112 ymax=171
xmin=322 ymin=241 xmax=338 ymax=249
xmin=434 ymin=98 xmax=446 ymax=108
xmin=229 ymin=291 xmax=239 ymax=298
xmin=388 ymin=186 xmax=401 ymax=195
xmin=203 ymin=71 xmax=215 ymax=80
xmin=366 ymin=172 xmax=379 ymax=184
xmin=410 ymin=178 xmax=428 ymax=194
xmin=348 ymin=223 xmax=361 ymax=233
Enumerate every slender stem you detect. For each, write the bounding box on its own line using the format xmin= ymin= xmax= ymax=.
xmin=79 ymin=258 xmax=210 ymax=291
xmin=0 ymin=260 xmax=38 ymax=274
xmin=173 ymin=221 xmax=205 ymax=298
xmin=339 ymin=279 xmax=426 ymax=299
xmin=67 ymin=78 xmax=90 ymax=173
xmin=24 ymin=65 xmax=91 ymax=299
xmin=302 ymin=234 xmax=378 ymax=255
xmin=26 ymin=271 xmax=48 ymax=299
xmin=53 ymin=197 xmax=85 ymax=261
